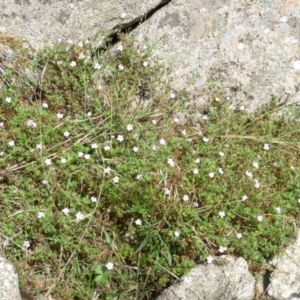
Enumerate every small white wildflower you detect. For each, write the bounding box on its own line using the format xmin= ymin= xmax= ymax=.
xmin=291 ymin=166 xmax=295 ymax=170
xmin=84 ymin=154 xmax=90 ymax=160
xmin=174 ymin=230 xmax=181 ymax=237
xmin=91 ymin=143 xmax=98 ymax=149
xmin=245 ymin=171 xmax=253 ymax=178
xmin=78 ymin=53 xmax=85 ymax=59
xmin=106 ymin=262 xmax=114 ymax=270
xmin=240 ymin=105 xmax=245 ymax=110
xmin=133 ymin=134 xmax=139 ymax=140
xmin=0 ymin=122 xmax=4 ymax=127
xmin=94 ymin=62 xmax=101 ymax=70
xmin=104 ymin=167 xmax=111 ymax=174
xmin=219 ymin=152 xmax=225 ymax=157
xmin=263 ymin=143 xmax=270 ymax=151
xmin=276 ymin=207 xmax=281 ymax=214
xmin=98 ymin=85 xmax=103 ymax=90
xmin=203 ymin=137 xmax=209 ymax=142
xmin=23 ymin=241 xmax=30 ymax=249
xmin=170 ymin=92 xmax=176 ymax=99
xmin=242 ymin=195 xmax=248 ymax=201
xmin=42 ymin=102 xmax=48 ymax=108
xmin=116 ymin=42 xmax=124 ymax=51
xmin=253 ymin=162 xmax=259 ymax=168
xmin=152 ymin=120 xmax=157 ymax=125
xmin=181 ymin=129 xmax=187 ymax=135
xmin=8 ymin=140 xmax=15 ymax=147
xmin=118 ymin=64 xmax=124 ymax=71
xmin=173 ymin=117 xmax=179 ymax=123
xmin=183 ymin=195 xmax=189 ymax=202
xmin=164 ymin=188 xmax=171 ymax=196
xmin=209 ymin=172 xmax=214 ymax=178
xmin=61 ymin=158 xmax=67 ymax=164
xmin=135 ymin=219 xmax=142 ymax=226
xmin=152 ymin=145 xmax=157 ymax=151
xmin=219 ymin=211 xmax=225 ymax=218
xmin=113 ymin=176 xmax=119 ymax=184
xmin=218 ymin=168 xmax=224 ymax=175
xmin=104 ymin=145 xmax=111 ymax=151
xmin=237 ymin=43 xmax=244 ymax=50
xmin=159 ymin=139 xmax=166 ymax=145
xmin=195 ymin=158 xmax=200 ymax=164
xmin=193 ymin=169 xmax=199 ymax=175
xmin=27 ymin=119 xmax=37 ymax=128
xmin=143 ymin=61 xmax=148 ymax=67
xmin=36 ymin=143 xmax=43 ymax=149
xmin=257 ymin=215 xmax=263 ymax=222
xmin=207 ymin=255 xmax=214 ymax=264
xmin=236 ymin=233 xmax=243 ymax=239
xmin=0 ymin=151 xmax=4 ymax=156
xmin=133 ymin=147 xmax=139 ymax=152
xmin=87 ymin=112 xmax=92 ymax=117
xmin=44 ymin=158 xmax=52 ymax=166
xmin=57 ymin=112 xmax=64 ymax=119
xmin=219 ymin=246 xmax=226 ymax=253
xmin=136 ymin=174 xmax=143 ymax=181
xmin=167 ymin=158 xmax=175 ymax=167
xmin=78 ymin=152 xmax=84 ymax=158
xmin=126 ymin=124 xmax=133 ymax=131
xmin=62 ymin=208 xmax=70 ymax=215
xmin=42 ymin=179 xmax=48 ymax=185
xmin=117 ymin=135 xmax=124 ymax=142
xmin=63 ymin=131 xmax=70 ymax=137
xmin=37 ymin=212 xmax=45 ymax=219
xmin=76 ymin=212 xmax=84 ymax=221
xmin=254 ymin=179 xmax=260 ymax=189
xmin=91 ymin=196 xmax=97 ymax=203
xmin=70 ymin=61 xmax=76 ymax=67
xmin=5 ymin=97 xmax=11 ymax=103
xmin=77 ymin=41 xmax=83 ymax=47
xmin=193 ymin=202 xmax=199 ymax=208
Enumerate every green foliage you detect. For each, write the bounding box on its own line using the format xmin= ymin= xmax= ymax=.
xmin=0 ymin=33 xmax=300 ymax=299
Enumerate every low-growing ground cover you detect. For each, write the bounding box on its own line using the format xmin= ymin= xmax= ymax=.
xmin=1 ymin=33 xmax=300 ymax=299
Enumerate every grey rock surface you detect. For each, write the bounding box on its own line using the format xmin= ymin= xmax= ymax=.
xmin=133 ymin=0 xmax=300 ymax=112
xmin=155 ymin=256 xmax=255 ymax=300
xmin=0 ymin=255 xmax=21 ymax=300
xmin=267 ymin=231 xmax=300 ymax=300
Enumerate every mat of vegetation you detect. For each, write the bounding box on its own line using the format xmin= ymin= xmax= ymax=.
xmin=1 ymin=33 xmax=300 ymax=299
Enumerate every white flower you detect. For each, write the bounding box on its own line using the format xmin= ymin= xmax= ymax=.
xmin=293 ymin=61 xmax=300 ymax=70
xmin=57 ymin=112 xmax=64 ymax=119
xmin=219 ymin=211 xmax=225 ymax=218
xmin=159 ymin=139 xmax=166 ymax=145
xmin=66 ymin=38 xmax=73 ymax=45
xmin=152 ymin=120 xmax=157 ymax=125
xmin=218 ymin=168 xmax=224 ymax=175
xmin=70 ymin=61 xmax=76 ymax=67
xmin=219 ymin=246 xmax=226 ymax=253
xmin=5 ymin=97 xmax=11 ymax=103
xmin=136 ymin=174 xmax=143 ymax=181
xmin=202 ymin=115 xmax=209 ymax=120
xmin=42 ymin=179 xmax=48 ymax=185
xmin=164 ymin=188 xmax=171 ymax=196
xmin=8 ymin=140 xmax=15 ymax=147
xmin=276 ymin=207 xmax=281 ymax=214
xmin=44 ymin=158 xmax=52 ymax=166
xmin=76 ymin=212 xmax=84 ymax=221
xmin=117 ymin=135 xmax=124 ymax=142
xmin=91 ymin=143 xmax=98 ymax=149
xmin=245 ymin=171 xmax=253 ymax=178
xmin=143 ymin=61 xmax=148 ymax=67
xmin=0 ymin=151 xmax=4 ymax=156
xmin=240 ymin=105 xmax=245 ymax=111
xmin=193 ymin=169 xmax=199 ymax=175
xmin=170 ymin=92 xmax=176 ymax=99
xmin=181 ymin=130 xmax=187 ymax=135
xmin=236 ymin=233 xmax=243 ymax=239
xmin=219 ymin=152 xmax=224 ymax=157
xmin=167 ymin=158 xmax=175 ymax=167
xmin=78 ymin=152 xmax=84 ymax=158
xmin=133 ymin=147 xmax=139 ymax=152
xmin=203 ymin=137 xmax=209 ymax=142
xmin=298 ymin=198 xmax=300 ymax=204
xmin=23 ymin=241 xmax=30 ymax=248
xmin=0 ymin=122 xmax=4 ymax=127
xmin=291 ymin=166 xmax=295 ymax=170
xmin=237 ymin=43 xmax=244 ymax=50
xmin=91 ymin=196 xmax=97 ymax=203
xmin=183 ymin=195 xmax=189 ymax=202
xmin=113 ymin=176 xmax=119 ymax=184
xmin=37 ymin=212 xmax=45 ymax=219
xmin=116 ymin=42 xmax=124 ymax=51
xmin=208 ymin=172 xmax=214 ymax=178
xmin=126 ymin=124 xmax=133 ymax=131
xmin=263 ymin=143 xmax=270 ymax=151
xmin=242 ymin=195 xmax=248 ymax=201
xmin=215 ymin=97 xmax=220 ymax=101
xmin=104 ymin=145 xmax=111 ymax=151
xmin=42 ymin=102 xmax=48 ymax=108
xmin=173 ymin=117 xmax=179 ymax=123
xmin=207 ymin=255 xmax=214 ymax=264
xmin=64 ymin=131 xmax=70 ymax=137
xmin=135 ymin=219 xmax=142 ymax=226
xmin=78 ymin=53 xmax=85 ymax=60
xmin=61 ymin=158 xmax=67 ymax=164
xmin=257 ymin=215 xmax=263 ymax=222
xmin=94 ymin=62 xmax=101 ymax=70
xmin=106 ymin=262 xmax=114 ymax=270
xmin=174 ymin=230 xmax=181 ymax=237
xmin=254 ymin=179 xmax=260 ymax=189
xmin=193 ymin=202 xmax=199 ymax=208
xmin=118 ymin=64 xmax=124 ymax=71
xmin=133 ymin=134 xmax=138 ymax=140
xmin=195 ymin=158 xmax=200 ymax=164
xmin=253 ymin=162 xmax=259 ymax=168
xmin=77 ymin=41 xmax=83 ymax=47
xmin=27 ymin=119 xmax=37 ymax=128
xmin=104 ymin=167 xmax=111 ymax=174
xmin=36 ymin=143 xmax=43 ymax=149
xmin=62 ymin=208 xmax=70 ymax=215
xmin=84 ymin=154 xmax=90 ymax=160
xmin=152 ymin=145 xmax=157 ymax=151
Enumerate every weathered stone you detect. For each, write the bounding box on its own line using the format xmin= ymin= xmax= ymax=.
xmin=155 ymin=256 xmax=255 ymax=300
xmin=267 ymin=231 xmax=300 ymax=300
xmin=0 ymin=255 xmax=21 ymax=300
xmin=133 ymin=0 xmax=300 ymax=112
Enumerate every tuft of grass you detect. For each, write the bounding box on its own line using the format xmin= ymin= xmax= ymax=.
xmin=1 ymin=33 xmax=300 ymax=299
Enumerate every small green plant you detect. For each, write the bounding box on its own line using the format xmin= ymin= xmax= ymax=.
xmin=1 ymin=33 xmax=300 ymax=299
